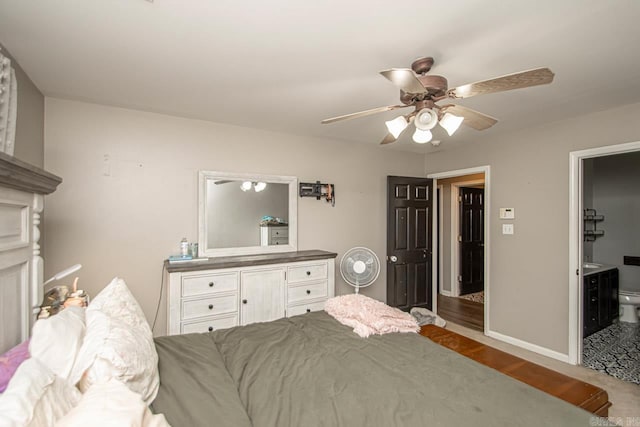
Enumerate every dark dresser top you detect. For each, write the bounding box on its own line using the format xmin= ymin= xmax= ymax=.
xmin=165 ymin=249 xmax=337 ymax=273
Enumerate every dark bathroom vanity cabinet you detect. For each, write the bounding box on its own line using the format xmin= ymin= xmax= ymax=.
xmin=583 ymin=267 xmax=619 ymax=338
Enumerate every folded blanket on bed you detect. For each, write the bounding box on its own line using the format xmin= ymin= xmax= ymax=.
xmin=324 ymin=294 xmax=419 ymax=337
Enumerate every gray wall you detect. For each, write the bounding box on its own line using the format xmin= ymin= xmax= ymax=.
xmin=43 ymin=98 xmax=425 ymax=334
xmin=591 ymin=152 xmax=640 ymax=293
xmin=0 ymin=43 xmax=44 ymax=167
xmin=425 ymin=101 xmax=640 ymax=355
xmin=582 ymin=160 xmax=594 ymax=262
xmin=206 ymin=181 xmax=288 ymax=248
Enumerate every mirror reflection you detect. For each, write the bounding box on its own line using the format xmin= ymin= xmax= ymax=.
xmin=206 ymin=179 xmax=289 ymax=248
xmin=198 ymin=171 xmax=297 ymax=257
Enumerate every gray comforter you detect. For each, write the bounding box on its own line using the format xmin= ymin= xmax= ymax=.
xmin=151 ymin=311 xmax=602 ymax=426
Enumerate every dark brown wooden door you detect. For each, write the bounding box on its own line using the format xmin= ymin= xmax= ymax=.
xmin=459 ymin=187 xmax=484 ymax=295
xmin=387 ymin=176 xmax=432 ymax=311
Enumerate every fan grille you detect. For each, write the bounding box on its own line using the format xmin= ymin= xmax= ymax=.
xmin=339 ymin=247 xmax=380 ymax=291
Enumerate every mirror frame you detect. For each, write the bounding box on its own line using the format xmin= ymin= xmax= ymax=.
xmin=198 ymin=170 xmax=298 ymax=257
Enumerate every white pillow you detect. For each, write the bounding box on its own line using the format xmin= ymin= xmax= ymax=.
xmin=55 ymin=379 xmax=170 ymax=427
xmin=0 ymin=358 xmax=81 ymax=427
xmin=30 ymin=306 xmax=86 ymax=379
xmin=70 ymin=278 xmax=159 ymax=404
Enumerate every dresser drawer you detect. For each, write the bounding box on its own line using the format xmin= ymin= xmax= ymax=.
xmin=182 ymin=294 xmax=238 ymax=320
xmin=288 ymin=263 xmax=328 ymax=283
xmin=271 ymin=237 xmax=289 ymax=246
xmin=270 ymin=228 xmax=288 ymax=238
xmin=181 ymin=315 xmax=238 ymax=334
xmin=287 ymin=300 xmax=326 ymax=317
xmin=288 ymin=281 xmax=328 ymax=304
xmin=182 ymin=272 xmax=238 ymax=297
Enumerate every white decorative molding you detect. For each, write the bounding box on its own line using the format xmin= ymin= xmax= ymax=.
xmin=0 ymin=49 xmax=17 ymax=156
xmin=31 ymin=193 xmax=44 ymax=314
xmin=0 ymin=155 xmax=60 ymax=352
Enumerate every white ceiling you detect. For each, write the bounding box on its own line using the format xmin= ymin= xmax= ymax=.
xmin=1 ymin=0 xmax=639 ymax=153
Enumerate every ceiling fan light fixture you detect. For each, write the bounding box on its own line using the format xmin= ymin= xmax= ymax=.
xmin=414 ymin=108 xmax=438 ymax=131
xmin=385 ymin=116 xmax=408 ymax=139
xmin=254 ymin=182 xmax=267 ymax=192
xmin=412 ymin=129 xmax=433 ymax=144
xmin=439 ymin=112 xmax=464 ymax=136
xmin=241 ymin=181 xmax=253 ymax=192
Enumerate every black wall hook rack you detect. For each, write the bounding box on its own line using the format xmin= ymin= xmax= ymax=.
xmin=299 ymin=181 xmax=335 ymax=207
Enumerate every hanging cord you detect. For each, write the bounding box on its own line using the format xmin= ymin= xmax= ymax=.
xmin=152 ymin=263 xmax=167 ymax=333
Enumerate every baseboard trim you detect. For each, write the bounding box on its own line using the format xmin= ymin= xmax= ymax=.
xmin=486 ymin=330 xmax=570 ymax=364
xmin=439 ymin=290 xmax=452 ymax=297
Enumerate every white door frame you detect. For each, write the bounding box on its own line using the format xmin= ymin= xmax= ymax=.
xmin=568 ymin=140 xmax=640 ymax=365
xmin=450 ymin=179 xmax=485 ymax=297
xmin=437 ymin=185 xmax=446 ymax=297
xmin=428 ymin=165 xmax=491 ymax=335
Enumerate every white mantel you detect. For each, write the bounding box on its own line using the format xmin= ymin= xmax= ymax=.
xmin=0 ymin=152 xmax=61 ymax=352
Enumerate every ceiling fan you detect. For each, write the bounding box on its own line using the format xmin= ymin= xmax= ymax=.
xmin=321 ymin=57 xmax=554 ymax=145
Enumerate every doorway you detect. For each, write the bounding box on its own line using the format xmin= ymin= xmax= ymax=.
xmin=569 ymin=142 xmax=640 ymax=384
xmin=386 ymin=176 xmax=433 ymax=311
xmin=569 ymin=140 xmax=640 ymax=366
xmin=428 ymin=166 xmax=491 ymax=334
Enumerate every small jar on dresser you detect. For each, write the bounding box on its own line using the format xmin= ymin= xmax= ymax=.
xmin=165 ymin=250 xmax=336 ymax=335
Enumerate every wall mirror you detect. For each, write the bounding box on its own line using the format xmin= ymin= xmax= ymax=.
xmin=198 ymin=171 xmax=298 ymax=257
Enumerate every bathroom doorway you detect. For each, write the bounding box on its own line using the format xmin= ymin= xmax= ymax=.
xmin=569 ymin=141 xmax=640 ymax=385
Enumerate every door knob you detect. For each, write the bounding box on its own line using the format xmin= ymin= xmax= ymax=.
xmin=389 ymin=255 xmax=398 ymax=263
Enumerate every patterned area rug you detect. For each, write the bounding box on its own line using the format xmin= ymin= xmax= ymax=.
xmin=458 ymin=291 xmax=484 ymax=304
xmin=582 ymin=321 xmax=640 ymax=385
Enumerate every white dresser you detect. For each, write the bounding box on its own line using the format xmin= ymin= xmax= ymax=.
xmin=166 ymin=250 xmax=336 ymax=335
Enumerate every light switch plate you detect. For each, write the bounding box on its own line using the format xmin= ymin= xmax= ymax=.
xmin=502 ymin=224 xmax=514 ymax=235
xmin=500 ymin=208 xmax=515 ymax=219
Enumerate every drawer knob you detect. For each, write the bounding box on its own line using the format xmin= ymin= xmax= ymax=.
xmin=209 ymin=282 xmax=214 ymax=287
xmin=208 ymin=304 xmax=214 ymax=310
xmin=242 ymin=299 xmax=248 ymax=304
xmin=306 ymin=289 xmax=311 ymax=295
xmin=208 ymin=326 xmax=213 ymax=332
xmin=306 ymin=271 xmax=311 ymax=276
xmin=306 ymin=309 xmax=311 ymax=313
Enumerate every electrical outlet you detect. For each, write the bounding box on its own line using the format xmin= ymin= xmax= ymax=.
xmin=502 ymin=224 xmax=514 ymax=235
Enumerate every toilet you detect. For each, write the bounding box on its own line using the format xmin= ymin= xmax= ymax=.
xmin=619 ymin=290 xmax=640 ymax=323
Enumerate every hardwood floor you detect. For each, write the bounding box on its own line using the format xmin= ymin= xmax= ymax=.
xmin=420 ymin=325 xmax=611 ymax=416
xmin=437 ymin=293 xmax=484 ymax=331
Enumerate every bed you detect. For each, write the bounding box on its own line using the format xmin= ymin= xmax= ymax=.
xmin=151 ymin=311 xmax=609 ymax=427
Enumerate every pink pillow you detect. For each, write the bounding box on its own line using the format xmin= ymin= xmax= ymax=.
xmin=0 ymin=340 xmax=30 ymax=393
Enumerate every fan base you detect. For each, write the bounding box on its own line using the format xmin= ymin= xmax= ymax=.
xmin=411 ymin=57 xmax=434 ymax=75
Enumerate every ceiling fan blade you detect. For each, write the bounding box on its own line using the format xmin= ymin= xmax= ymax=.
xmin=441 ymin=104 xmax=498 ymax=131
xmin=321 ymin=104 xmax=409 ymax=124
xmin=380 ymin=69 xmax=427 ymax=94
xmin=448 ymin=67 xmax=554 ymax=99
xmin=380 ymin=133 xmax=397 ymax=145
